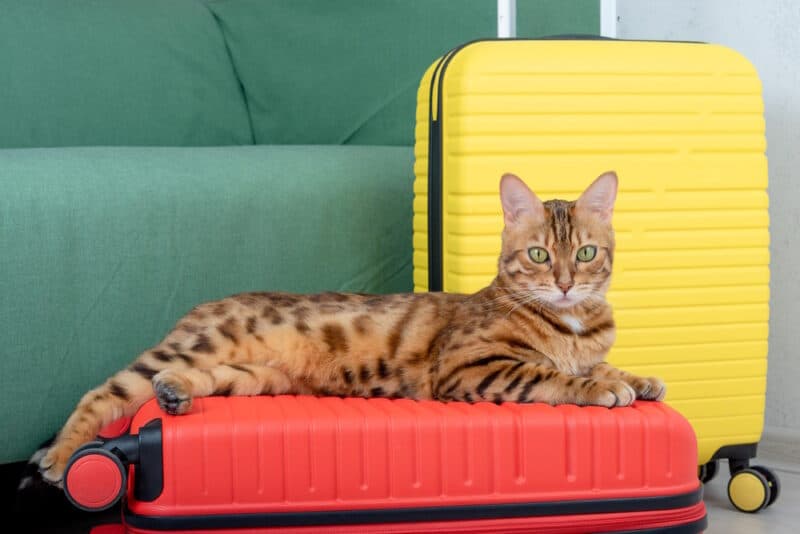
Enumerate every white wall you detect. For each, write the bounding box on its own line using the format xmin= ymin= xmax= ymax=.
xmin=615 ymin=0 xmax=800 ymax=444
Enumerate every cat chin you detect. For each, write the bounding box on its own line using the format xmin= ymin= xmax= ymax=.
xmin=546 ymin=295 xmax=583 ymax=309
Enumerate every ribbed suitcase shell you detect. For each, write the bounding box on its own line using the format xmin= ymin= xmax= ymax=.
xmin=119 ymin=396 xmax=704 ymax=532
xmin=412 ymin=39 xmax=769 ymax=467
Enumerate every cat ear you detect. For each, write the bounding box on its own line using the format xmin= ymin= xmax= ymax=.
xmin=500 ymin=173 xmax=545 ymax=226
xmin=576 ymin=171 xmax=618 ymax=223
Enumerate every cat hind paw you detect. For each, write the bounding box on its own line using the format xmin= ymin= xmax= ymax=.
xmin=153 ymin=371 xmax=193 ymax=415
xmin=38 ymin=447 xmax=68 ymax=487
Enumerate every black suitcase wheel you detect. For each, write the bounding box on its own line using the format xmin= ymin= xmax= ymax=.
xmin=751 ymin=465 xmax=780 ymax=507
xmin=727 ymin=467 xmax=771 ymax=513
xmin=698 ymin=460 xmax=719 ymax=484
xmin=63 ymin=446 xmax=127 ymax=512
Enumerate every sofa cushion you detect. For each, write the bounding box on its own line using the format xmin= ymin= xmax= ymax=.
xmin=0 ymin=144 xmax=413 ymax=462
xmin=205 ymin=0 xmax=599 ymax=146
xmin=0 ymin=0 xmax=253 ymax=148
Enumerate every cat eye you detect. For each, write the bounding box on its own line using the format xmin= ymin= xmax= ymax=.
xmin=528 ymin=247 xmax=549 ymax=263
xmin=577 ymin=245 xmax=597 ymax=262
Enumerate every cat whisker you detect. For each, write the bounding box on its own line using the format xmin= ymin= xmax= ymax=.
xmin=503 ymin=291 xmax=543 ymax=317
xmin=482 ymin=293 xmax=524 ymax=312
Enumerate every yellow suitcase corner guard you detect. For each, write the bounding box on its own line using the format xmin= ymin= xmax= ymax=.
xmin=413 ymin=38 xmax=770 ymax=506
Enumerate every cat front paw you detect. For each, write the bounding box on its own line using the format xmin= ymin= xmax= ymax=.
xmin=628 ymin=376 xmax=667 ymax=401
xmin=153 ymin=370 xmax=193 ymax=415
xmin=584 ymin=380 xmax=636 ymax=408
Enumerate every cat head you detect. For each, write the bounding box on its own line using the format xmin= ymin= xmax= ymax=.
xmin=497 ymin=171 xmax=617 ymax=310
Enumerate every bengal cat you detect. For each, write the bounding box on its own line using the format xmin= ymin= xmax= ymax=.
xmin=34 ymin=170 xmax=665 ymax=487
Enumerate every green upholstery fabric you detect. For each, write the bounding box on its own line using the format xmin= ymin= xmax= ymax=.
xmin=0 ymin=0 xmax=253 ymax=148
xmin=205 ymin=0 xmax=600 ymax=146
xmin=0 ymin=1 xmax=600 ymax=464
xmin=0 ymin=145 xmax=413 ymax=463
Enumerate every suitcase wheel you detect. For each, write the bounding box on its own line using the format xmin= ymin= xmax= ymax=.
xmin=698 ymin=460 xmax=719 ymax=484
xmin=751 ymin=465 xmax=780 ymax=507
xmin=63 ymin=446 xmax=127 ymax=512
xmin=97 ymin=416 xmax=132 ymax=440
xmin=72 ymin=440 xmax=105 ymax=457
xmin=727 ymin=467 xmax=773 ymax=513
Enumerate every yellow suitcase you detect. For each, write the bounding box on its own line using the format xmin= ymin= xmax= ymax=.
xmin=413 ymin=38 xmax=775 ymax=512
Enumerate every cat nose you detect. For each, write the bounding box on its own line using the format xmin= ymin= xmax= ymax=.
xmin=557 ymin=281 xmax=573 ymax=294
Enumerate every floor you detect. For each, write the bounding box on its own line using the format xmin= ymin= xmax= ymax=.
xmin=6 ymin=452 xmax=799 ymax=533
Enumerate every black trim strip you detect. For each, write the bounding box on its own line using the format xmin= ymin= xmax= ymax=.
xmin=426 ymin=54 xmax=448 ymax=291
xmin=123 ymin=485 xmax=703 ymax=530
xmin=425 ymin=36 xmax=705 ymax=291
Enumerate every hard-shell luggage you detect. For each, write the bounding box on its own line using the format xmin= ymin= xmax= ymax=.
xmin=411 ymin=36 xmax=774 ymax=511
xmin=66 ymin=396 xmax=706 ymax=533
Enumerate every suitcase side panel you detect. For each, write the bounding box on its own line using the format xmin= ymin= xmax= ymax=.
xmin=127 ymin=397 xmax=699 ymax=518
xmin=423 ymin=40 xmax=768 ymax=464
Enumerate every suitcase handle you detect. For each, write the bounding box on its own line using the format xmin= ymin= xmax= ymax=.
xmin=535 ymin=34 xmax=617 ymax=41
xmin=497 ymin=0 xmax=618 ymax=39
xmin=63 ymin=418 xmax=163 ymax=512
xmin=497 ymin=0 xmax=516 ymax=38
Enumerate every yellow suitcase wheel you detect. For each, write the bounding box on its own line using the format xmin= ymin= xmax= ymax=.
xmin=698 ymin=460 xmax=719 ymax=484
xmin=751 ymin=465 xmax=780 ymax=507
xmin=727 ymin=468 xmax=771 ymax=513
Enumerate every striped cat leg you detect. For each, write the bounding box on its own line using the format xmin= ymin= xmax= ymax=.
xmin=152 ymin=363 xmax=295 ymax=415
xmin=39 ymin=368 xmax=156 ymax=485
xmin=435 ymin=356 xmax=635 ymax=407
xmin=589 ymin=362 xmax=666 ymax=401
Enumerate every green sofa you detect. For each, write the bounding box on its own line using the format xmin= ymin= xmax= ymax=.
xmin=0 ymin=0 xmax=598 ymax=464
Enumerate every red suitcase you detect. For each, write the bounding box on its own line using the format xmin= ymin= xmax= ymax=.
xmin=65 ymin=396 xmax=706 ymax=533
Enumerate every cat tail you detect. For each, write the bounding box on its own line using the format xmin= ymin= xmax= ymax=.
xmin=16 ymin=435 xmax=54 ymax=492
xmin=14 ymin=435 xmax=74 ymax=517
